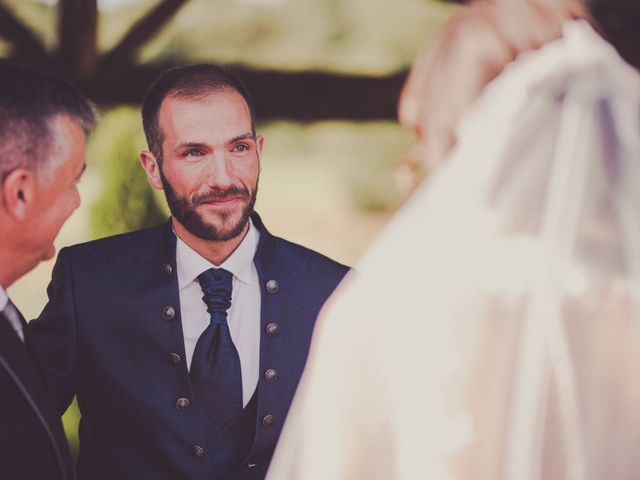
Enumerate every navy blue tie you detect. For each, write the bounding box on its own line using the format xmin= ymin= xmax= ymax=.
xmin=191 ymin=268 xmax=243 ymax=429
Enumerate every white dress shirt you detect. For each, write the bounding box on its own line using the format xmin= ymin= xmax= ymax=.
xmin=0 ymin=286 xmax=24 ymax=342
xmin=176 ymin=220 xmax=261 ymax=407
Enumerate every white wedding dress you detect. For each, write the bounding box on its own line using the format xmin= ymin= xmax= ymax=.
xmin=267 ymin=21 xmax=640 ymax=480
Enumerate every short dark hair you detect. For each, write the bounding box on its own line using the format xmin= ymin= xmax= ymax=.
xmin=0 ymin=61 xmax=96 ymax=182
xmin=141 ymin=63 xmax=256 ymax=165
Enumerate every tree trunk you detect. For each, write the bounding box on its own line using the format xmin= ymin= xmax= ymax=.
xmin=0 ymin=4 xmax=47 ymax=63
xmin=100 ymin=0 xmax=189 ymax=69
xmin=2 ymin=0 xmax=406 ymax=121
xmin=57 ymin=0 xmax=98 ymax=81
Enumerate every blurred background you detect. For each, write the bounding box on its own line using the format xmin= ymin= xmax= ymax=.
xmin=1 ymin=0 xmax=454 ymax=454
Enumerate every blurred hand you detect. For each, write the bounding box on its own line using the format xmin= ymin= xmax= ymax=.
xmin=396 ymin=0 xmax=587 ymax=191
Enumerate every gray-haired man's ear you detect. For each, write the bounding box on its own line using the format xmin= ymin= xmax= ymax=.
xmin=140 ymin=150 xmax=164 ymax=191
xmin=1 ymin=169 xmax=35 ymax=221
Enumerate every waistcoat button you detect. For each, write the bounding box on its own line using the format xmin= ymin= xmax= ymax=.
xmin=262 ymin=415 xmax=275 ymax=428
xmin=265 ymin=322 xmax=280 ymax=336
xmin=168 ymin=353 xmax=181 ymax=366
xmin=265 ymin=280 xmax=279 ymax=294
xmin=264 ymin=369 xmax=277 ymax=383
xmin=191 ymin=445 xmax=204 ymax=458
xmin=176 ymin=398 xmax=190 ymax=411
xmin=163 ymin=306 xmax=175 ymax=320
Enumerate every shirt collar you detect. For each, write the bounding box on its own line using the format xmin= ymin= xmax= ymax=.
xmin=0 ymin=286 xmax=7 ymax=311
xmin=176 ymin=219 xmax=259 ymax=290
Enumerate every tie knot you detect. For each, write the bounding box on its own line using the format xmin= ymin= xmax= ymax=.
xmin=197 ymin=268 xmax=233 ymax=315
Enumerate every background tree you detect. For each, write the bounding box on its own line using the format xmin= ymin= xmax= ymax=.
xmin=0 ymin=0 xmax=450 ymax=121
xmin=89 ymin=107 xmax=167 ymax=237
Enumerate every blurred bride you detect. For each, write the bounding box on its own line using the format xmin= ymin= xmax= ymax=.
xmin=266 ymin=0 xmax=640 ymax=479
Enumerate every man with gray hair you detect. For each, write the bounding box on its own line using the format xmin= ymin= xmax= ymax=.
xmin=0 ymin=62 xmax=95 ymax=480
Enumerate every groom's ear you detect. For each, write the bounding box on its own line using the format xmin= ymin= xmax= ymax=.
xmin=140 ymin=150 xmax=164 ymax=190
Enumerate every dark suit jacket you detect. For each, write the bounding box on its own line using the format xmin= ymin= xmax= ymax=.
xmin=0 ymin=310 xmax=74 ymax=480
xmin=29 ymin=214 xmax=348 ymax=479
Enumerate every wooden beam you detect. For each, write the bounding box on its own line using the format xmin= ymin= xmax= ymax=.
xmin=0 ymin=3 xmax=47 ymax=63
xmin=100 ymin=0 xmax=189 ymax=68
xmin=57 ymin=0 xmax=97 ymax=80
xmin=89 ymin=63 xmax=407 ymax=121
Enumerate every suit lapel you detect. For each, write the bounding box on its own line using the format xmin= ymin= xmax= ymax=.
xmin=0 ymin=314 xmax=72 ymax=480
xmin=251 ymin=213 xmax=278 ymax=274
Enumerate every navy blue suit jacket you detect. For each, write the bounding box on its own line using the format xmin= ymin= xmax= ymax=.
xmin=0 ymin=309 xmax=74 ymax=480
xmin=29 ymin=214 xmax=348 ymax=479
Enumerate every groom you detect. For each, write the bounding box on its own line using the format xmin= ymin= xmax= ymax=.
xmin=29 ymin=63 xmax=348 ymax=479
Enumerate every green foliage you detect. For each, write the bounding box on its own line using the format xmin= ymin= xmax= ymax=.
xmin=62 ymin=398 xmax=81 ymax=458
xmin=339 ymin=122 xmax=414 ymax=212
xmin=131 ymin=0 xmax=452 ymax=75
xmin=89 ymin=106 xmax=168 ymax=239
xmin=1 ymin=0 xmax=57 ymax=49
xmin=5 ymin=0 xmax=452 ymax=75
xmin=257 ymin=120 xmax=414 ymax=213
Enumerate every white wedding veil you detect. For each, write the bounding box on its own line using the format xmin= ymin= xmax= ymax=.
xmin=267 ymin=20 xmax=640 ymax=480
